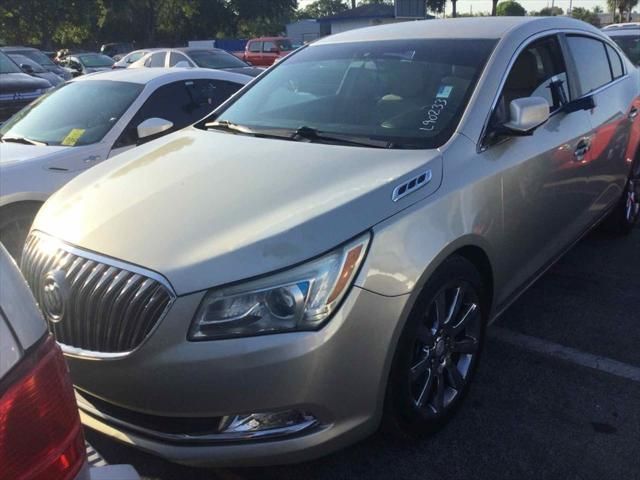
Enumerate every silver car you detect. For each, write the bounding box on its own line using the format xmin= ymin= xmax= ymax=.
xmin=22 ymin=17 xmax=640 ymax=466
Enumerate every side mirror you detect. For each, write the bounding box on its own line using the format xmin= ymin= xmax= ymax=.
xmin=137 ymin=117 xmax=173 ymax=139
xmin=20 ymin=64 xmax=34 ymax=74
xmin=502 ymin=97 xmax=550 ymax=135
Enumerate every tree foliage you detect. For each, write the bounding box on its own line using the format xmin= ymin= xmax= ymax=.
xmin=536 ymin=6 xmax=564 ymax=16
xmin=496 ymin=1 xmax=526 ymax=16
xmin=570 ymin=7 xmax=601 ymax=26
xmin=606 ymin=0 xmax=639 ymax=22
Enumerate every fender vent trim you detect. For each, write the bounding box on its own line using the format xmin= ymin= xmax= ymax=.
xmin=392 ymin=170 xmax=433 ymax=202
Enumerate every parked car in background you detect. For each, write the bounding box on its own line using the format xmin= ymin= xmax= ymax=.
xmin=242 ymin=36 xmax=295 ymax=66
xmin=130 ymin=47 xmax=264 ymax=77
xmin=112 ymin=48 xmax=156 ymax=69
xmin=0 ymin=67 xmax=250 ymax=259
xmin=0 ymin=244 xmax=140 ymax=480
xmin=1 ymin=46 xmax=73 ymax=80
xmin=604 ymin=24 xmax=640 ymax=66
xmin=0 ymin=51 xmax=51 ymax=123
xmin=23 ymin=17 xmax=639 ymax=467
xmin=59 ymin=53 xmax=115 ymax=77
xmin=7 ymin=53 xmax=65 ymax=87
xmin=100 ymin=42 xmax=134 ymax=60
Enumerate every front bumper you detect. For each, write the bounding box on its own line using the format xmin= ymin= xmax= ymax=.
xmin=67 ymin=287 xmax=409 ymax=467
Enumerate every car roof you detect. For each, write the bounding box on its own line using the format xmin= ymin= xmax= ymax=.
xmin=73 ymin=67 xmax=252 ymax=85
xmin=314 ymin=16 xmax=600 ymax=45
xmin=1 ymin=46 xmax=39 ymax=52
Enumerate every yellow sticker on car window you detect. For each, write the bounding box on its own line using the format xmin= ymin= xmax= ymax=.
xmin=61 ymin=128 xmax=86 ymax=146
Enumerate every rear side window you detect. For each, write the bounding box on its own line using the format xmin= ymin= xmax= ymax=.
xmin=605 ymin=44 xmax=624 ymax=79
xmin=566 ymin=36 xmax=612 ymax=94
xmin=248 ymin=42 xmax=261 ymax=53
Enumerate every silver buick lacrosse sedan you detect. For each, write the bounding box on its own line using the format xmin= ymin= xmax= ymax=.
xmin=22 ymin=17 xmax=640 ymax=466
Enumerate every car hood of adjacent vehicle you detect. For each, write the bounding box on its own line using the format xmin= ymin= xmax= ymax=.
xmin=34 ymin=127 xmax=443 ymax=295
xmin=0 ymin=142 xmax=83 ymax=166
xmin=0 ymin=72 xmax=51 ymax=93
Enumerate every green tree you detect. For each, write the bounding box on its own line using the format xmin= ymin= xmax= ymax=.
xmin=571 ymin=7 xmax=601 ymax=26
xmin=607 ymin=0 xmax=639 ymax=22
xmin=299 ymin=0 xmax=349 ymax=18
xmin=537 ymin=6 xmax=564 ymax=16
xmin=496 ymin=1 xmax=526 ymax=16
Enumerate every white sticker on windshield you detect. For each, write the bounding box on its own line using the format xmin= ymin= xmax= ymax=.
xmin=436 ymin=85 xmax=453 ymax=99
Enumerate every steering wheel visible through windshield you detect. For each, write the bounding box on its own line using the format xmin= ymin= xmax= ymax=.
xmin=203 ymin=38 xmax=496 ymax=149
xmin=0 ymin=80 xmax=142 ymax=146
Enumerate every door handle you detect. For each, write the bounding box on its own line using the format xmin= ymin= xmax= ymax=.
xmin=629 ymin=107 xmax=639 ymax=120
xmin=574 ymin=138 xmax=591 ymax=162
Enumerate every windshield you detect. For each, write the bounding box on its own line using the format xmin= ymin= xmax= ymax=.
xmin=0 ymin=80 xmax=142 ymax=146
xmin=9 ymin=54 xmax=46 ymax=73
xmin=189 ymin=50 xmax=249 ymax=69
xmin=206 ymin=39 xmax=496 ymax=149
xmin=78 ymin=54 xmax=114 ymax=68
xmin=611 ymin=35 xmax=640 ymax=65
xmin=0 ymin=52 xmax=22 ymax=74
xmin=19 ymin=49 xmax=56 ymax=66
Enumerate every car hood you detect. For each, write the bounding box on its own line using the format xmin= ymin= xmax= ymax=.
xmin=34 ymin=128 xmax=443 ymax=295
xmin=0 ymin=72 xmax=51 ymax=92
xmin=222 ymin=66 xmax=264 ymax=77
xmin=0 ymin=142 xmax=72 ymax=166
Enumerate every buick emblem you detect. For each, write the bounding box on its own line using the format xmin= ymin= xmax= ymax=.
xmin=41 ymin=269 xmax=69 ymax=323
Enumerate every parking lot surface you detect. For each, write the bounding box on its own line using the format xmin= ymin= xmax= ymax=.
xmin=87 ymin=227 xmax=640 ymax=480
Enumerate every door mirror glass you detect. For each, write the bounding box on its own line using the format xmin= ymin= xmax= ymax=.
xmin=503 ymin=97 xmax=550 ymax=134
xmin=137 ymin=117 xmax=173 ymax=139
xmin=20 ymin=63 xmax=35 ymax=74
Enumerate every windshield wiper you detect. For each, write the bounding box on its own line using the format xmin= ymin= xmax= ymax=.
xmin=204 ymin=120 xmax=258 ymax=135
xmin=293 ymin=126 xmax=394 ymax=149
xmin=1 ymin=135 xmax=48 ymax=146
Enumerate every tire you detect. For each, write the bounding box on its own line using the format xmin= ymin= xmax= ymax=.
xmin=383 ymin=255 xmax=487 ymax=438
xmin=603 ymin=157 xmax=640 ymax=235
xmin=0 ymin=203 xmax=41 ymax=262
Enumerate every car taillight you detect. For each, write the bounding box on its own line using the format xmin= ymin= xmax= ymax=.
xmin=0 ymin=335 xmax=85 ymax=480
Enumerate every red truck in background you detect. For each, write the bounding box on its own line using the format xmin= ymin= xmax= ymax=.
xmin=240 ymin=37 xmax=295 ymax=66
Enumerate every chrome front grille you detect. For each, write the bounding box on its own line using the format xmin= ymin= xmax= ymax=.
xmin=21 ymin=233 xmax=174 ymax=355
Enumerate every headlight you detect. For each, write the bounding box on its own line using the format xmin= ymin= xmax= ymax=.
xmin=189 ymin=233 xmax=370 ymax=340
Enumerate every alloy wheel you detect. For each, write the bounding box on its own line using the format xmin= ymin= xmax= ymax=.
xmin=409 ymin=281 xmax=482 ymax=417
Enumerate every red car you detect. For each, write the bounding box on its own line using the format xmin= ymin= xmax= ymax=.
xmin=242 ymin=37 xmax=295 ymax=66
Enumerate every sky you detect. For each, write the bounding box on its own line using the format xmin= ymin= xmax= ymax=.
xmin=297 ymin=0 xmax=633 ymax=16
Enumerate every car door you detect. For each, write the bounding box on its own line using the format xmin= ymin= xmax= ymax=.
xmin=246 ymin=41 xmax=262 ymax=65
xmin=564 ymin=34 xmax=634 ymax=217
xmin=262 ymin=41 xmax=279 ymax=66
xmin=480 ymin=34 xmax=596 ymax=297
xmin=109 ymin=79 xmax=243 ymax=157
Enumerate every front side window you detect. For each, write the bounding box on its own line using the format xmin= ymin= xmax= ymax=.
xmin=566 ymin=35 xmax=613 ymax=94
xmin=146 ymin=52 xmax=166 ymax=68
xmin=263 ymin=41 xmax=277 ymax=53
xmin=115 ymin=79 xmax=241 ymax=147
xmin=493 ymin=35 xmax=570 ymax=125
xmin=204 ymin=39 xmax=497 ymax=149
xmin=0 ymin=81 xmax=142 ymax=146
xmin=276 ymin=40 xmax=295 ymax=52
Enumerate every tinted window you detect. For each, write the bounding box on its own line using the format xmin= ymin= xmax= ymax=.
xmin=0 ymin=81 xmax=142 ymax=146
xmin=77 ymin=54 xmax=114 ymax=68
xmin=169 ymin=52 xmax=189 ymax=67
xmin=263 ymin=41 xmax=277 ymax=53
xmin=0 ymin=52 xmax=23 ymax=74
xmin=8 ymin=54 xmax=46 ymax=73
xmin=115 ymin=79 xmax=241 ymax=147
xmin=146 ymin=52 xmax=165 ymax=68
xmin=188 ymin=50 xmax=248 ymax=69
xmin=208 ymin=39 xmax=497 ymax=149
xmin=494 ymin=35 xmax=570 ymax=124
xmin=606 ymin=44 xmax=624 ymax=78
xmin=248 ymin=42 xmax=261 ymax=53
xmin=127 ymin=51 xmax=145 ymax=64
xmin=19 ymin=49 xmax=55 ymax=67
xmin=611 ymin=35 xmax=640 ymax=66
xmin=566 ymin=36 xmax=612 ymax=94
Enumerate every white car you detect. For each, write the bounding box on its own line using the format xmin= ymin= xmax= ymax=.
xmin=0 ymin=67 xmax=251 ymax=259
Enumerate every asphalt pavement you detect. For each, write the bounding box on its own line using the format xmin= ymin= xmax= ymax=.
xmin=86 ymin=226 xmax=640 ymax=480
